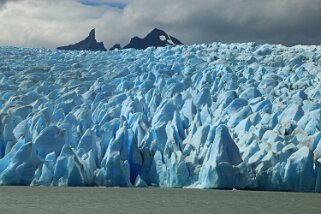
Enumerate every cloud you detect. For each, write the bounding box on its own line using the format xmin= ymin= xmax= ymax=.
xmin=0 ymin=0 xmax=109 ymax=48
xmin=0 ymin=0 xmax=10 ymax=7
xmin=0 ymin=0 xmax=321 ymax=49
xmin=121 ymin=0 xmax=321 ymax=46
xmin=0 ymin=0 xmax=21 ymax=9
xmin=77 ymin=0 xmax=131 ymax=9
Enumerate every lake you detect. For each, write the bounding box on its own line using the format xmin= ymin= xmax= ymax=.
xmin=0 ymin=187 xmax=319 ymax=214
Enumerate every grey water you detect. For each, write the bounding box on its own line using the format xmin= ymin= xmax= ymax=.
xmin=0 ymin=187 xmax=319 ymax=214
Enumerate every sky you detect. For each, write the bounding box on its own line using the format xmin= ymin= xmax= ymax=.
xmin=0 ymin=0 xmax=321 ymax=49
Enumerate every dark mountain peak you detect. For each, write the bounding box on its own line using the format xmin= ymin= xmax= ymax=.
xmin=57 ymin=29 xmax=106 ymax=51
xmin=130 ymin=36 xmax=140 ymax=41
xmin=123 ymin=28 xmax=183 ymax=50
xmin=57 ymin=28 xmax=182 ymax=51
xmin=150 ymin=28 xmax=165 ymax=34
xmin=110 ymin=44 xmax=122 ymax=50
xmin=145 ymin=28 xmax=168 ymax=39
xmin=89 ymin=29 xmax=95 ymax=40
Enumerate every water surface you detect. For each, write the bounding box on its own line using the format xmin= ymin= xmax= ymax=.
xmin=0 ymin=187 xmax=319 ymax=214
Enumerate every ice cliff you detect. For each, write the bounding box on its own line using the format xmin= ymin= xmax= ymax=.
xmin=0 ymin=42 xmax=320 ymax=192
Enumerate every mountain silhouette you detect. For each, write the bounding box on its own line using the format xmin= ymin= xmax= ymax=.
xmin=57 ymin=29 xmax=106 ymax=51
xmin=57 ymin=28 xmax=182 ymax=51
xmin=122 ymin=28 xmax=183 ymax=50
xmin=110 ymin=44 xmax=122 ymax=50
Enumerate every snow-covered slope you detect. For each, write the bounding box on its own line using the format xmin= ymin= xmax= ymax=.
xmin=0 ymin=43 xmax=320 ymax=191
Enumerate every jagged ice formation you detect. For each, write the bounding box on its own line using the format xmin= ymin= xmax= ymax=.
xmin=0 ymin=43 xmax=320 ymax=192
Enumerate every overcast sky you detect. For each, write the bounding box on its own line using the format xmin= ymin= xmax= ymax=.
xmin=0 ymin=0 xmax=321 ymax=49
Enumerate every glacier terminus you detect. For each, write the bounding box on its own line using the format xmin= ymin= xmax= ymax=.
xmin=0 ymin=42 xmax=320 ymax=192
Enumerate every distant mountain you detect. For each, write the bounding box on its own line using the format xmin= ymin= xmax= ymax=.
xmin=57 ymin=29 xmax=106 ymax=51
xmin=122 ymin=28 xmax=183 ymax=50
xmin=110 ymin=44 xmax=122 ymax=51
xmin=57 ymin=28 xmax=182 ymax=51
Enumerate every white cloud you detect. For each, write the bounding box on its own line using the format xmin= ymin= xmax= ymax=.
xmin=0 ymin=0 xmax=110 ymax=48
xmin=0 ymin=0 xmax=320 ymax=49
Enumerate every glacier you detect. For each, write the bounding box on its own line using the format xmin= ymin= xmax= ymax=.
xmin=0 ymin=43 xmax=320 ymax=192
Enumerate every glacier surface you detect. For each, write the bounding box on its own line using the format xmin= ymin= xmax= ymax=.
xmin=0 ymin=43 xmax=320 ymax=192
